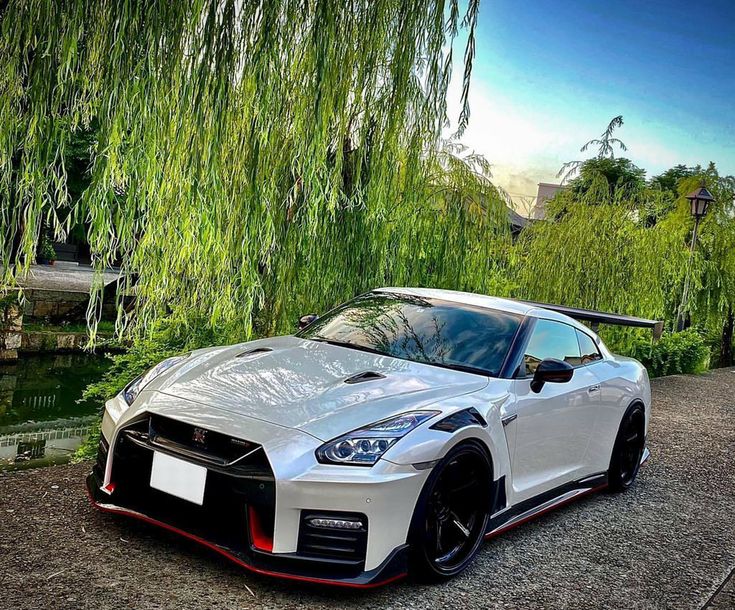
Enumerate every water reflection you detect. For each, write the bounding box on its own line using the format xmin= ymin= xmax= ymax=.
xmin=0 ymin=353 xmax=111 ymax=470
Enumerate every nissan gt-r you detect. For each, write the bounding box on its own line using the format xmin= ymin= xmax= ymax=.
xmin=87 ymin=288 xmax=651 ymax=587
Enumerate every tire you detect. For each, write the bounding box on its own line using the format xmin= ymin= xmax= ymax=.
xmin=607 ymin=402 xmax=646 ymax=493
xmin=408 ymin=441 xmax=493 ymax=582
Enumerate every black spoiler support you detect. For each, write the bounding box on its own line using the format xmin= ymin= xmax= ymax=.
xmin=518 ymin=300 xmax=664 ymax=341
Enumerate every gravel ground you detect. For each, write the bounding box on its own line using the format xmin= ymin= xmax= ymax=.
xmin=1 ymin=368 xmax=734 ymax=610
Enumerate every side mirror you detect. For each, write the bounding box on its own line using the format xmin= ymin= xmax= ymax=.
xmin=298 ymin=313 xmax=318 ymax=330
xmin=530 ymin=358 xmax=574 ymax=393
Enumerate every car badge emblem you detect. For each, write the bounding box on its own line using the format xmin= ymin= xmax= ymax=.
xmin=192 ymin=427 xmax=208 ymax=445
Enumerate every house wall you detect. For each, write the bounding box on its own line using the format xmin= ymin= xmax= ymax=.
xmin=533 ymin=183 xmax=566 ymax=220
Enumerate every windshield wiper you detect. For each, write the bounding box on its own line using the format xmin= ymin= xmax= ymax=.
xmin=308 ymin=336 xmax=494 ymax=377
xmin=308 ymin=336 xmax=387 ymax=357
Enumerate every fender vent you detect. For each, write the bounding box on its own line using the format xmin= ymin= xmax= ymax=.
xmin=430 ymin=407 xmax=487 ymax=432
xmin=343 ymin=371 xmax=386 ymax=384
xmin=236 ymin=347 xmax=273 ymax=358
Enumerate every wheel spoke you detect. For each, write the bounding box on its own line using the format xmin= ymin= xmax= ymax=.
xmin=450 ymin=512 xmax=471 ymax=538
xmin=448 ymin=479 xmax=476 ymax=495
xmin=435 ymin=522 xmax=443 ymax=554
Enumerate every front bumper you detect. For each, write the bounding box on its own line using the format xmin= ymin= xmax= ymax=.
xmin=87 ymin=411 xmax=421 ymax=587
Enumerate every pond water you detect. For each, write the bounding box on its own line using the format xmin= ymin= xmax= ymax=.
xmin=0 ymin=353 xmax=112 ymax=471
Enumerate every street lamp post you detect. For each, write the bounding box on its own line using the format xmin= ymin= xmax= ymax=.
xmin=675 ymin=181 xmax=715 ymax=331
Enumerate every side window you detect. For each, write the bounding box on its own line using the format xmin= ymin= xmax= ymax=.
xmin=523 ymin=319 xmax=581 ymax=375
xmin=576 ymin=330 xmax=603 ymax=365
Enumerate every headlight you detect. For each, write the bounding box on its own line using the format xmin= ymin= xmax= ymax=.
xmin=122 ymin=354 xmax=190 ymax=406
xmin=315 ymin=411 xmax=440 ymax=466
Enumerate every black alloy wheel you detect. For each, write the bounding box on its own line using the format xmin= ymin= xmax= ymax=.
xmin=409 ymin=442 xmax=492 ymax=581
xmin=608 ymin=403 xmax=646 ymax=492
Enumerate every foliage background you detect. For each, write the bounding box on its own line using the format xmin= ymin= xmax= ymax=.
xmin=1 ymin=0 xmax=733 ymax=406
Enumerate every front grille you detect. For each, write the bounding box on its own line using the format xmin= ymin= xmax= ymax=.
xmin=119 ymin=415 xmax=272 ymax=478
xmin=297 ymin=511 xmax=368 ymax=562
xmin=150 ymin=414 xmax=258 ymax=464
xmin=108 ymin=416 xmax=276 ymax=553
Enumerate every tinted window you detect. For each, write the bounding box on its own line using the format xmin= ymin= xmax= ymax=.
xmin=523 ymin=319 xmax=581 ymax=375
xmin=298 ymin=293 xmax=521 ymax=377
xmin=577 ymin=330 xmax=603 ymax=364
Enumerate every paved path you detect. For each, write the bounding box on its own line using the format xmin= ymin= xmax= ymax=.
xmin=1 ymin=369 xmax=734 ymax=609
xmin=16 ymin=264 xmax=120 ymax=293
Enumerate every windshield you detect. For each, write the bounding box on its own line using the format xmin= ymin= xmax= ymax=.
xmin=297 ymin=292 xmax=521 ymax=377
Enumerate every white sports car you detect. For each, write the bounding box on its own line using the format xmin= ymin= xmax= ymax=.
xmin=87 ymin=288 xmax=651 ymax=587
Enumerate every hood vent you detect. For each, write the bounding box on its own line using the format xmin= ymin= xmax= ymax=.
xmin=235 ymin=347 xmax=273 ymax=358
xmin=343 ymin=371 xmax=386 ymax=385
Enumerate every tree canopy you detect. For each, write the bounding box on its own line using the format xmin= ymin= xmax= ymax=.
xmin=1 ymin=2 xmax=734 ymax=373
xmin=1 ymin=0 xmax=501 ymax=340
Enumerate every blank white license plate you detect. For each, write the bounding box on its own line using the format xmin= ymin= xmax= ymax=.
xmin=150 ymin=451 xmax=207 ymax=505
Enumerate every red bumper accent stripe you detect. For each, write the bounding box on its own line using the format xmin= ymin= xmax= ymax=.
xmin=85 ymin=486 xmax=405 ymax=589
xmin=247 ymin=505 xmax=274 ymax=552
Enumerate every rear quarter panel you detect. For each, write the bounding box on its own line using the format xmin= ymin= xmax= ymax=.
xmin=586 ymin=355 xmax=651 ymax=473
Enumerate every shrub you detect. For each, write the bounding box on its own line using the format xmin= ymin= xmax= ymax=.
xmin=629 ymin=329 xmax=710 ymax=378
xmin=38 ymin=233 xmax=56 ymax=262
xmin=74 ymin=316 xmax=232 ymax=461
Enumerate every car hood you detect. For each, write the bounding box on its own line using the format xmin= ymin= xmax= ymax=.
xmin=150 ymin=335 xmax=489 ymax=440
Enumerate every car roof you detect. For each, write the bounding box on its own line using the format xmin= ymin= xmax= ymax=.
xmin=375 ymin=287 xmax=533 ymax=314
xmin=374 ymin=287 xmax=592 ymax=333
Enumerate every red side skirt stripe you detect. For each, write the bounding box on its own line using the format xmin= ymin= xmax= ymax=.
xmin=484 ymin=484 xmax=607 ymax=540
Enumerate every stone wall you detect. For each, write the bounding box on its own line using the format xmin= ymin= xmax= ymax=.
xmin=21 ymin=331 xmax=90 ymax=352
xmin=0 ymin=296 xmax=23 ymax=360
xmin=22 ymin=288 xmax=90 ymax=320
xmin=0 ymin=288 xmax=120 ymax=360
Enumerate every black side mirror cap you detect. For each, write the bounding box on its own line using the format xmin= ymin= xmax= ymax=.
xmin=298 ymin=314 xmax=318 ymax=330
xmin=530 ymin=358 xmax=574 ymax=393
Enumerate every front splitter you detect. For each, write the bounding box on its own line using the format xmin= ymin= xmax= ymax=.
xmin=85 ymin=473 xmax=408 ymax=589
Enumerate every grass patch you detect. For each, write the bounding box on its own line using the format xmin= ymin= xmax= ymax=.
xmin=23 ymin=320 xmax=116 ymax=334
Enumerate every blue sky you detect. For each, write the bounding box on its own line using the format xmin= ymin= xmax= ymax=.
xmin=447 ymin=0 xmax=735 ymax=208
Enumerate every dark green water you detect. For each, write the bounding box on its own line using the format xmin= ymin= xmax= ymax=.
xmin=0 ymin=353 xmax=112 ymax=470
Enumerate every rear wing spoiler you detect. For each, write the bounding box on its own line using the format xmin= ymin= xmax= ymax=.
xmin=518 ymin=300 xmax=664 ymax=341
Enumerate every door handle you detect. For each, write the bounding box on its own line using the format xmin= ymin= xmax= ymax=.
xmin=501 ymin=413 xmax=518 ymax=426
xmin=588 ymin=384 xmax=601 ymax=393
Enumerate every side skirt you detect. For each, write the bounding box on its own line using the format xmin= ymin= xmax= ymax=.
xmin=485 ymin=473 xmax=608 ymax=539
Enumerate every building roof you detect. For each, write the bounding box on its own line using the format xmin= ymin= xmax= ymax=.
xmin=506 ymin=206 xmax=531 ymax=231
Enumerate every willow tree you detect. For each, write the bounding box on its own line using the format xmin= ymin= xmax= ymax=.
xmin=1 ymin=0 xmax=509 ymax=343
xmin=514 ymin=172 xmax=686 ymax=320
xmin=677 ymin=173 xmax=735 ymax=366
xmin=557 ymin=115 xmax=628 ymax=185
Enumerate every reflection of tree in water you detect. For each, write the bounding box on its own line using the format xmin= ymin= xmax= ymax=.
xmin=326 ymin=293 xmax=454 ymax=365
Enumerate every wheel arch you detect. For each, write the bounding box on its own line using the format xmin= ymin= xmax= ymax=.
xmin=607 ymin=398 xmax=647 ymax=492
xmin=623 ymin=397 xmax=648 ymax=435
xmin=406 ymin=435 xmax=498 ymax=537
xmin=406 ymin=436 xmax=496 ymax=579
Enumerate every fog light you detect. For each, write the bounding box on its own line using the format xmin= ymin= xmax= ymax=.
xmin=308 ymin=517 xmax=363 ymax=530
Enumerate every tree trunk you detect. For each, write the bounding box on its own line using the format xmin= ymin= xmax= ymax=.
xmin=720 ymin=305 xmax=734 ymax=368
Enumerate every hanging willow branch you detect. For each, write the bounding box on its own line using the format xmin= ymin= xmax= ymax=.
xmin=0 ymin=0 xmax=504 ymax=341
